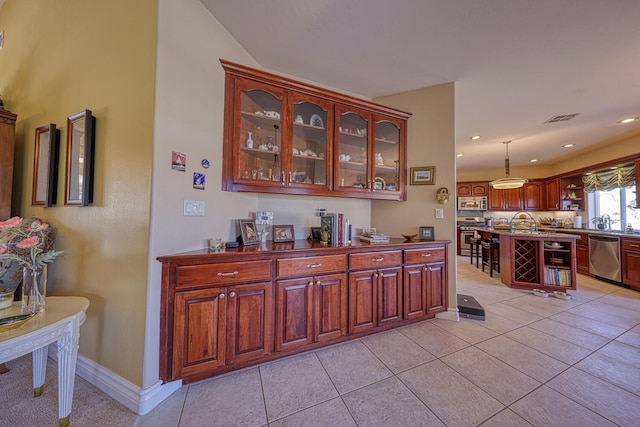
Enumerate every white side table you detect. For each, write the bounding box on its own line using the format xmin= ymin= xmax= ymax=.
xmin=0 ymin=296 xmax=90 ymax=427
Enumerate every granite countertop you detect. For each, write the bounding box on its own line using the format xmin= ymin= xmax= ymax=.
xmin=469 ymin=226 xmax=579 ymax=239
xmin=538 ymin=226 xmax=640 ymax=239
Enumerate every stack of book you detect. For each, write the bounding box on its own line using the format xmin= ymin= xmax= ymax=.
xmin=359 ymin=229 xmax=390 ymax=244
xmin=319 ymin=213 xmax=352 ymax=245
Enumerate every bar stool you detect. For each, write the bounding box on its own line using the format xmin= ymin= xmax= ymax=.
xmin=469 ymin=237 xmax=481 ymax=268
xmin=481 ymin=239 xmax=500 ymax=277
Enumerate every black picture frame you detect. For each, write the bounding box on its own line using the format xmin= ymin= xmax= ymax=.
xmin=238 ymin=219 xmax=260 ymax=245
xmin=419 ymin=226 xmax=435 ymax=241
xmin=32 ymin=123 xmax=60 ymax=207
xmin=310 ymin=227 xmax=322 ymax=241
xmin=65 ymin=109 xmax=95 ymax=206
xmin=273 ymin=225 xmax=295 ymax=242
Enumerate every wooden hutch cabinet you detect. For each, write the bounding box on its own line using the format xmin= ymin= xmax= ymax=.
xmin=0 ymin=109 xmax=17 ymax=220
xmin=158 ymin=239 xmax=449 ymax=383
xmin=220 ymin=59 xmax=411 ymax=201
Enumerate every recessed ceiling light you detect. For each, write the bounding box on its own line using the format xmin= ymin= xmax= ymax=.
xmin=563 ymin=144 xmax=575 ymax=148
xmin=618 ymin=117 xmax=639 ymax=124
xmin=470 ymin=135 xmax=480 ymax=140
xmin=456 ymin=153 xmax=463 ymax=157
xmin=530 ymin=159 xmax=538 ymax=163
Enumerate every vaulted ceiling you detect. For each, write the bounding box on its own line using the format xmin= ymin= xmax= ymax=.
xmin=202 ymin=0 xmax=640 ymax=170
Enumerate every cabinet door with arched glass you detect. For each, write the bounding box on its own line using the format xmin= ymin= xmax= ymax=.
xmin=373 ymin=114 xmax=404 ymax=197
xmin=289 ymin=93 xmax=332 ymax=192
xmin=234 ymin=79 xmax=285 ymax=188
xmin=335 ymin=104 xmax=371 ymax=195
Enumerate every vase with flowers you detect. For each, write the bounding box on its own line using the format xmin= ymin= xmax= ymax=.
xmin=0 ymin=217 xmax=63 ymax=313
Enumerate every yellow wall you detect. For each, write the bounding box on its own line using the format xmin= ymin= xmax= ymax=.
xmin=0 ymin=0 xmax=157 ymax=386
xmin=372 ymin=83 xmax=457 ymax=310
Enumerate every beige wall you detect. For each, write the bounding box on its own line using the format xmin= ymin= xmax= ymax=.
xmin=372 ymin=84 xmax=457 ymax=310
xmin=0 ymin=0 xmax=157 ymax=386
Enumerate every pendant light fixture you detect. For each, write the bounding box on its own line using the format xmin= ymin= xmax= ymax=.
xmin=489 ymin=141 xmax=528 ymax=189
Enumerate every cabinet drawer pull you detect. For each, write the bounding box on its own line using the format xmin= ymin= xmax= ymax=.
xmin=421 ymin=253 xmax=432 ymax=257
xmin=229 ymin=292 xmax=236 ymax=297
xmin=306 ymin=263 xmax=323 ymax=268
xmin=219 ymin=293 xmax=225 ymax=299
xmin=630 ymin=244 xmax=640 ymax=248
xmin=217 ymin=271 xmax=239 ymax=277
xmin=308 ymin=281 xmax=314 ymax=287
xmin=371 ymin=257 xmax=384 ymax=262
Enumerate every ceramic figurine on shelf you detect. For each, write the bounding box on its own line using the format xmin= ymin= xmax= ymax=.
xmin=246 ymin=131 xmax=254 ymax=148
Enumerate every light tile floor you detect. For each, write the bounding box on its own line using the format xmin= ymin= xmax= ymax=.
xmin=4 ymin=256 xmax=640 ymax=426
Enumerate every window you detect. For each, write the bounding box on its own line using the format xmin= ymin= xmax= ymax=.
xmin=590 ymin=186 xmax=638 ymax=231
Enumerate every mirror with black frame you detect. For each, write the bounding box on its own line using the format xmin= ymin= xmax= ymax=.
xmin=31 ymin=123 xmax=59 ymax=207
xmin=65 ymin=109 xmax=95 ymax=206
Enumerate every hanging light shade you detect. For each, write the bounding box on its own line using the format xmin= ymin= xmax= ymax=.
xmin=490 ymin=141 xmax=528 ymax=189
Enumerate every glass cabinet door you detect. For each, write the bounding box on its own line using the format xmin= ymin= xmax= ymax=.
xmin=236 ymin=79 xmax=285 ymax=186
xmin=290 ymin=94 xmax=332 ymax=190
xmin=373 ymin=115 xmax=403 ymax=194
xmin=335 ymin=105 xmax=370 ymax=193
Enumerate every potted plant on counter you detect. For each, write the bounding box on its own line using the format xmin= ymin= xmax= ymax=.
xmin=591 ymin=215 xmax=606 ymax=230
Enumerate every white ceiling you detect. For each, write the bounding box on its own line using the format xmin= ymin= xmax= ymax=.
xmin=202 ymin=0 xmax=640 ymax=171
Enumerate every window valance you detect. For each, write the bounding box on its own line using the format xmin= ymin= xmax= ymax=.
xmin=582 ymin=165 xmax=635 ymax=192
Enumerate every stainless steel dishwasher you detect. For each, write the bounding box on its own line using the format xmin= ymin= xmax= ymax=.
xmin=588 ymin=234 xmax=621 ymax=283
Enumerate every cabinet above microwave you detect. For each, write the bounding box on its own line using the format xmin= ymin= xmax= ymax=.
xmin=458 ymin=196 xmax=487 ymax=211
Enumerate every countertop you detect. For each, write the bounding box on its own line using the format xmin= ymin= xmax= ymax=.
xmin=538 ymin=226 xmax=640 ymax=239
xmin=468 ymin=226 xmax=579 ymax=239
xmin=468 ymin=225 xmax=640 ymax=240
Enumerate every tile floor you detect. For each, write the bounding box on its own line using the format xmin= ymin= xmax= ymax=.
xmin=6 ymin=257 xmax=640 ymax=426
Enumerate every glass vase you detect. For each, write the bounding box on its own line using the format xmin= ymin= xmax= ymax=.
xmin=22 ymin=265 xmax=47 ymax=313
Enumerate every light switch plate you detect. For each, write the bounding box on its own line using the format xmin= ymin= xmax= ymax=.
xmin=183 ymin=200 xmax=205 ymax=216
xmin=435 ymin=208 xmax=444 ymax=219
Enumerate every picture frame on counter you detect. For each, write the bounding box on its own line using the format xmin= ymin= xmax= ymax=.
xmin=419 ymin=226 xmax=435 ymax=241
xmin=309 ymin=227 xmax=322 ymax=241
xmin=410 ymin=166 xmax=435 ymax=185
xmin=273 ymin=225 xmax=295 ymax=242
xmin=238 ymin=219 xmax=260 ymax=245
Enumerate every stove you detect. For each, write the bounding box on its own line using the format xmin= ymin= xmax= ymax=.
xmin=457 ymin=217 xmax=485 ymax=256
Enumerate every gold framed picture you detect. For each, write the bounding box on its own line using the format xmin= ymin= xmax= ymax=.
xmin=410 ymin=166 xmax=435 ymax=185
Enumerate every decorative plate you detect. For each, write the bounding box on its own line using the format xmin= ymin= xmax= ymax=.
xmin=309 ymin=114 xmax=324 ymax=128
xmin=0 ymin=313 xmax=35 ymax=333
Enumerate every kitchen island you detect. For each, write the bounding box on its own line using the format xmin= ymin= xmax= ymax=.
xmin=471 ymin=227 xmax=578 ymax=292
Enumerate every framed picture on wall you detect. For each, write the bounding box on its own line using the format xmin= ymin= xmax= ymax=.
xmin=410 ymin=166 xmax=435 ymax=185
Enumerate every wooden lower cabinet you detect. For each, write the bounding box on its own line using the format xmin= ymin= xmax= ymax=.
xmin=622 ymin=238 xmax=640 ymax=290
xmin=275 ymin=273 xmax=347 ymax=352
xmin=348 ymin=267 xmax=402 ymax=334
xmin=404 ymin=261 xmax=447 ymax=319
xmin=158 ymin=239 xmax=450 ymax=383
xmin=172 ymin=282 xmax=272 ymax=380
xmin=576 ymin=244 xmax=589 ymax=275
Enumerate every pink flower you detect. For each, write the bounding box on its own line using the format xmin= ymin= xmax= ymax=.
xmin=16 ymin=236 xmax=40 ymax=249
xmin=0 ymin=244 xmax=7 ymax=254
xmin=0 ymin=216 xmax=22 ymax=230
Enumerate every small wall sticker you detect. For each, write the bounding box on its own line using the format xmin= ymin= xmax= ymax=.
xmin=193 ymin=172 xmax=205 ymax=190
xmin=201 ymin=159 xmax=210 ymax=169
xmin=172 ymin=151 xmax=186 ymax=171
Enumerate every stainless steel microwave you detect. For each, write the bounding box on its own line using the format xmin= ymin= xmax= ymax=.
xmin=458 ymin=196 xmax=487 ymax=211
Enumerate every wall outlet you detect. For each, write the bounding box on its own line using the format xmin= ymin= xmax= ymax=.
xmin=435 ymin=208 xmax=444 ymax=219
xmin=183 ymin=200 xmax=205 ymax=216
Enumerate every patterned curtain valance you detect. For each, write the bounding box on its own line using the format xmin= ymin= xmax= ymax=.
xmin=582 ymin=165 xmax=635 ymax=193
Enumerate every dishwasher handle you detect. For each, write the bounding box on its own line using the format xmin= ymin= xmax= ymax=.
xmin=588 ymin=235 xmax=620 ymax=243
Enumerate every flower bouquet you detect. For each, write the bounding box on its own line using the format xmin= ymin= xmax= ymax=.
xmin=0 ymin=217 xmax=63 ymax=312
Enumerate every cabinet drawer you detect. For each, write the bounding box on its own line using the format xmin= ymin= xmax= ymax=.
xmin=176 ymin=261 xmax=272 ymax=289
xmin=405 ymin=246 xmax=446 ymax=264
xmin=277 ymin=255 xmax=346 ymax=278
xmin=349 ymin=251 xmax=402 ymax=270
xmin=622 ymin=238 xmax=640 ymax=251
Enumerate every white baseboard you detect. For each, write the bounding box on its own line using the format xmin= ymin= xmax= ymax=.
xmin=436 ymin=308 xmax=460 ymax=321
xmin=48 ymin=344 xmax=182 ymax=415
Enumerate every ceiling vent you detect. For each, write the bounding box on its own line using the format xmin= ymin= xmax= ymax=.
xmin=545 ymin=113 xmax=580 ymax=124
